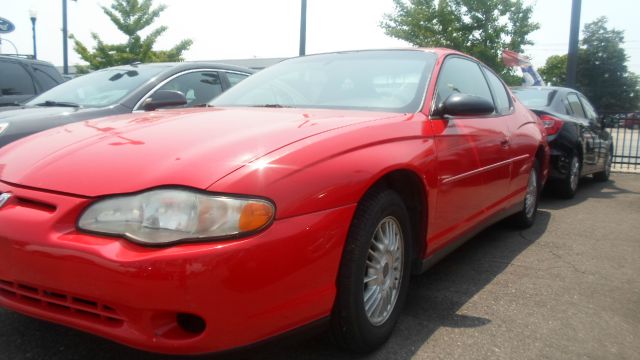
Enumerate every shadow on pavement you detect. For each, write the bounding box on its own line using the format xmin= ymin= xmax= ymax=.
xmin=0 ymin=212 xmax=551 ymax=360
xmin=541 ymin=176 xmax=640 ymax=210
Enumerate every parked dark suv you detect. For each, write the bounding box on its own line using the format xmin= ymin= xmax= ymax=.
xmin=0 ymin=55 xmax=65 ymax=107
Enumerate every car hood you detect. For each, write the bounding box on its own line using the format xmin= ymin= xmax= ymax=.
xmin=0 ymin=107 xmax=398 ymax=197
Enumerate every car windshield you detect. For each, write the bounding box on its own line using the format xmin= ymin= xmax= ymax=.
xmin=26 ymin=66 xmax=168 ymax=108
xmin=211 ymin=50 xmax=437 ymax=113
xmin=512 ymin=88 xmax=557 ymax=108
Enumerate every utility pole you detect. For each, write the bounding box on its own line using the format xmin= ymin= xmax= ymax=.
xmin=299 ymin=0 xmax=307 ymax=56
xmin=566 ymin=0 xmax=581 ymax=89
xmin=63 ymin=0 xmax=69 ymax=75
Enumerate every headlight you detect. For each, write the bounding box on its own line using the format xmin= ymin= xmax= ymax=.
xmin=0 ymin=123 xmax=9 ymax=135
xmin=78 ymin=188 xmax=275 ymax=245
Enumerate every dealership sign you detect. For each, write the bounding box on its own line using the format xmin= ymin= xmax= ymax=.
xmin=0 ymin=17 xmax=15 ymax=34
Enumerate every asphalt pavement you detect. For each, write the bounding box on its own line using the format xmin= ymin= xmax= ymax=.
xmin=1 ymin=174 xmax=639 ymax=360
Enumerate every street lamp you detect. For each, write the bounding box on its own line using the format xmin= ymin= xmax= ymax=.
xmin=29 ymin=9 xmax=37 ymax=59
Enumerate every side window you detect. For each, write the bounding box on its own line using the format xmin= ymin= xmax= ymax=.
xmin=226 ymin=72 xmax=249 ymax=87
xmin=155 ymin=71 xmax=223 ymax=106
xmin=578 ymin=94 xmax=598 ymax=122
xmin=483 ymin=68 xmax=511 ymax=114
xmin=32 ymin=65 xmax=62 ymax=91
xmin=0 ymin=61 xmax=35 ymax=95
xmin=435 ymin=57 xmax=493 ymax=110
xmin=561 ymin=98 xmax=572 ymax=115
xmin=566 ymin=93 xmax=586 ymax=118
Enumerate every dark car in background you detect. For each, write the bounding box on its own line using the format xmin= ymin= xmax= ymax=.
xmin=0 ymin=55 xmax=65 ymax=107
xmin=512 ymin=86 xmax=613 ymax=198
xmin=0 ymin=62 xmax=254 ymax=148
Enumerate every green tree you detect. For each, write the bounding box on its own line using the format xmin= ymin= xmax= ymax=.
xmin=579 ymin=17 xmax=639 ymax=112
xmin=538 ymin=17 xmax=639 ymax=112
xmin=380 ymin=0 xmax=539 ymax=84
xmin=71 ymin=0 xmax=193 ymax=72
xmin=538 ymin=54 xmax=568 ymax=86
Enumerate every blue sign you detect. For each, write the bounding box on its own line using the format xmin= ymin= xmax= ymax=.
xmin=0 ymin=17 xmax=15 ymax=34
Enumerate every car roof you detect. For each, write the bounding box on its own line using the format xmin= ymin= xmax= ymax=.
xmin=0 ymin=55 xmax=58 ymax=67
xmin=100 ymin=61 xmax=256 ymax=74
xmin=271 ymin=48 xmax=473 ymax=65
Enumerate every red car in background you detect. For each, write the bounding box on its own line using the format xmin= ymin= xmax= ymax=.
xmin=622 ymin=112 xmax=640 ymax=129
xmin=0 ymin=49 xmax=549 ymax=355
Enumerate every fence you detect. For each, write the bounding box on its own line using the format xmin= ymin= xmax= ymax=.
xmin=603 ymin=112 xmax=640 ymax=172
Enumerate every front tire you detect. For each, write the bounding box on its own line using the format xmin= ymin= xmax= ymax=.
xmin=331 ymin=189 xmax=412 ymax=353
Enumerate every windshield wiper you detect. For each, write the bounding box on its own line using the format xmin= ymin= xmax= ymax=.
xmin=251 ymin=104 xmax=291 ymax=108
xmin=35 ymin=100 xmax=80 ymax=108
xmin=0 ymin=102 xmax=22 ymax=107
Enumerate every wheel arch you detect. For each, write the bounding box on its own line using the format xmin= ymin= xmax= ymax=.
xmin=357 ymin=169 xmax=429 ymax=274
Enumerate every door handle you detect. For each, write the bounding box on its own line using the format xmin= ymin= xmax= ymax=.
xmin=500 ymin=138 xmax=510 ymax=148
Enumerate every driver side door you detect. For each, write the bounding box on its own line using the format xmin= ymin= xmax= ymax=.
xmin=427 ymin=56 xmax=512 ymax=254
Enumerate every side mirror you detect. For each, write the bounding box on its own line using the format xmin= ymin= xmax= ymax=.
xmin=142 ymin=90 xmax=187 ymax=111
xmin=437 ymin=93 xmax=495 ymax=117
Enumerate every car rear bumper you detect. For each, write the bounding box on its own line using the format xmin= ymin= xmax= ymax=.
xmin=0 ymin=182 xmax=354 ymax=354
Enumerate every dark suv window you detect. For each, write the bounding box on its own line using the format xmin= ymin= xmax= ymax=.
xmin=0 ymin=61 xmax=35 ymax=96
xmin=32 ymin=64 xmax=63 ymax=91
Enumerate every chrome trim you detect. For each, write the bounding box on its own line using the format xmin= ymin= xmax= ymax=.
xmin=132 ymin=69 xmax=250 ymax=111
xmin=441 ymin=154 xmax=530 ymax=184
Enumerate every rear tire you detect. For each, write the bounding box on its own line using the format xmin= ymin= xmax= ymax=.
xmin=593 ymin=146 xmax=613 ymax=182
xmin=509 ymin=160 xmax=540 ymax=229
xmin=552 ymin=153 xmax=580 ymax=199
xmin=331 ymin=189 xmax=412 ymax=353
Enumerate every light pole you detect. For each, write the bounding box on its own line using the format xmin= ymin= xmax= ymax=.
xmin=29 ymin=9 xmax=37 ymax=59
xmin=299 ymin=0 xmax=307 ymax=56
xmin=566 ymin=0 xmax=582 ymax=89
xmin=63 ymin=0 xmax=69 ymax=74
xmin=62 ymin=0 xmax=77 ymax=75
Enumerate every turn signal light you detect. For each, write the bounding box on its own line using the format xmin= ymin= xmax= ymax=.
xmin=239 ymin=202 xmax=275 ymax=232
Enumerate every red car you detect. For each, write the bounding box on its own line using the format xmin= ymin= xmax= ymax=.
xmin=0 ymin=49 xmax=549 ymax=355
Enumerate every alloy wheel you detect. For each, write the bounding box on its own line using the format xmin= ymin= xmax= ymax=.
xmin=363 ymin=216 xmax=404 ymax=326
xmin=524 ymin=168 xmax=538 ymax=219
xmin=569 ymin=156 xmax=580 ymax=192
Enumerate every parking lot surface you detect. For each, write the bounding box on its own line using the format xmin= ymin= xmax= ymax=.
xmin=1 ymin=174 xmax=639 ymax=360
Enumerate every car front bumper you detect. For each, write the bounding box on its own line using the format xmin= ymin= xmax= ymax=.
xmin=0 ymin=182 xmax=354 ymax=354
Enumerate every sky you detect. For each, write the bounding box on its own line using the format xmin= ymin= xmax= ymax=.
xmin=1 ymin=0 xmax=639 ymax=75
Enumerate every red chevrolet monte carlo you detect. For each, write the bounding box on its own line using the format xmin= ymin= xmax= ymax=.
xmin=0 ymin=49 xmax=549 ymax=354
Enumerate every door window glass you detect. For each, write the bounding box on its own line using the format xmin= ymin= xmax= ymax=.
xmin=484 ymin=68 xmax=511 ymax=114
xmin=567 ymin=93 xmax=586 ymax=118
xmin=226 ymin=72 xmax=249 ymax=87
xmin=156 ymin=71 xmax=222 ymax=106
xmin=0 ymin=61 xmax=35 ymax=95
xmin=578 ymin=94 xmax=598 ymax=122
xmin=435 ymin=57 xmax=493 ymax=110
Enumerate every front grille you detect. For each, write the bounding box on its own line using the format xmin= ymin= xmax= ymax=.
xmin=0 ymin=279 xmax=124 ymax=326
